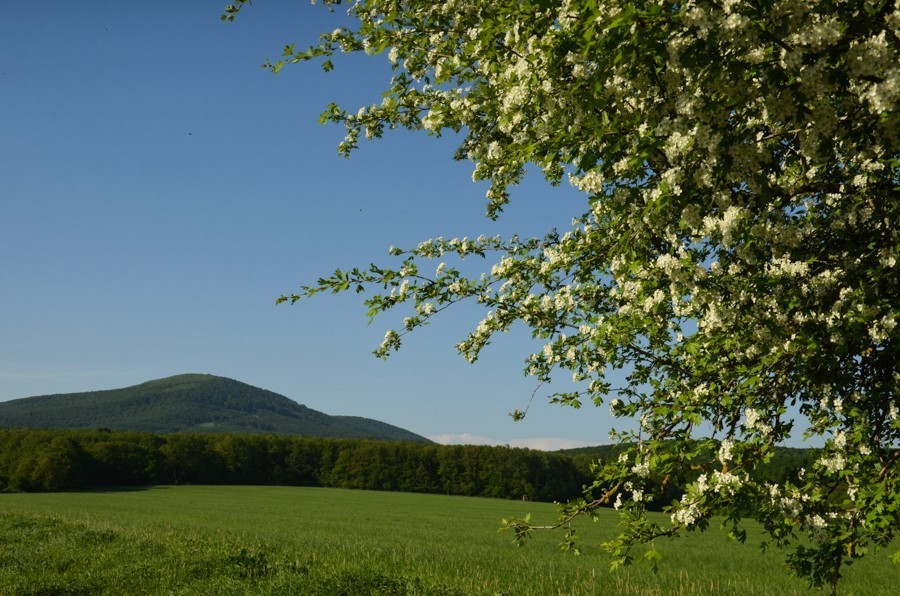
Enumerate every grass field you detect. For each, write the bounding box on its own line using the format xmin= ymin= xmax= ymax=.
xmin=1 ymin=486 xmax=897 ymax=595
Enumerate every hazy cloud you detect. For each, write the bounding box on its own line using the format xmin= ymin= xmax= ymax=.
xmin=428 ymin=433 xmax=496 ymax=446
xmin=506 ymin=437 xmax=594 ymax=451
xmin=428 ymin=433 xmax=592 ymax=451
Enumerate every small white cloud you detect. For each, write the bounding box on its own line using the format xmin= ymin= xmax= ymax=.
xmin=507 ymin=437 xmax=594 ymax=451
xmin=427 ymin=433 xmax=593 ymax=451
xmin=428 ymin=433 xmax=499 ymax=446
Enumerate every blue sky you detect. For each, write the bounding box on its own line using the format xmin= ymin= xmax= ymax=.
xmin=0 ymin=1 xmax=620 ymax=449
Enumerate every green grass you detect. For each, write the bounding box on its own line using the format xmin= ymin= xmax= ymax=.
xmin=1 ymin=486 xmax=897 ymax=594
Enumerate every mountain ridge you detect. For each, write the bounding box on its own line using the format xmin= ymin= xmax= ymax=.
xmin=0 ymin=373 xmax=430 ymax=443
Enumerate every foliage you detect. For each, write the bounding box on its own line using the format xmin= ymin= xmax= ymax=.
xmin=0 ymin=373 xmax=428 ymax=442
xmin=2 ymin=486 xmax=899 ymax=595
xmin=229 ymin=0 xmax=899 ymax=590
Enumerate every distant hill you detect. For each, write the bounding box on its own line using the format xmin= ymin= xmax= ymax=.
xmin=0 ymin=374 xmax=430 ymax=442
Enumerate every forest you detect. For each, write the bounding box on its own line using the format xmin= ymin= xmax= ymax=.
xmin=0 ymin=429 xmax=585 ymax=501
xmin=0 ymin=428 xmax=814 ymax=508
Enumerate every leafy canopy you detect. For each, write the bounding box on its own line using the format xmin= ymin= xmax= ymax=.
xmin=229 ymin=0 xmax=898 ymax=590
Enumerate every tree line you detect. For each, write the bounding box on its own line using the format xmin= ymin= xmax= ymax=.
xmin=0 ymin=429 xmax=587 ymax=501
xmin=0 ymin=428 xmax=816 ymax=508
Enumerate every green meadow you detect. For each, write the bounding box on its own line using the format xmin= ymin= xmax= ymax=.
xmin=1 ymin=486 xmax=897 ymax=595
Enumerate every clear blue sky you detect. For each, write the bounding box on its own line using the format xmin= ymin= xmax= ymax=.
xmin=0 ymin=1 xmax=619 ymax=449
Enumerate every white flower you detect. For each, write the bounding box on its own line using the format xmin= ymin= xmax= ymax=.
xmin=834 ymin=430 xmax=846 ymax=450
xmin=743 ymin=408 xmax=772 ymax=437
xmin=695 ymin=473 xmax=709 ymax=495
xmin=671 ymin=498 xmax=702 ymax=527
xmin=631 ymin=460 xmax=650 ymax=478
xmin=712 ymin=470 xmax=743 ymax=496
xmin=818 ymin=453 xmax=846 ymax=474
xmin=718 ymin=439 xmax=734 ymax=463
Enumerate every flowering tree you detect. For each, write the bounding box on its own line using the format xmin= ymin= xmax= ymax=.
xmin=227 ymin=0 xmax=898 ymax=590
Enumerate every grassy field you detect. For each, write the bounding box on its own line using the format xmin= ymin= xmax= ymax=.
xmin=0 ymin=486 xmax=897 ymax=595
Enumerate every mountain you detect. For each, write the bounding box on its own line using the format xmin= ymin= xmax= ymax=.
xmin=0 ymin=374 xmax=430 ymax=442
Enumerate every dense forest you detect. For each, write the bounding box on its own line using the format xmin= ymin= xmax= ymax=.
xmin=0 ymin=429 xmax=817 ymax=509
xmin=0 ymin=429 xmax=585 ymax=502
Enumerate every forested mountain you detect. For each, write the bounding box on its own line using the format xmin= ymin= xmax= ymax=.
xmin=0 ymin=374 xmax=428 ymax=442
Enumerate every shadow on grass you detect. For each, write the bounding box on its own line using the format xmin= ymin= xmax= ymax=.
xmin=79 ymin=484 xmax=173 ymax=494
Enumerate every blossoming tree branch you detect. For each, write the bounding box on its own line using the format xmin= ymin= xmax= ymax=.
xmin=227 ymin=0 xmax=898 ymax=590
